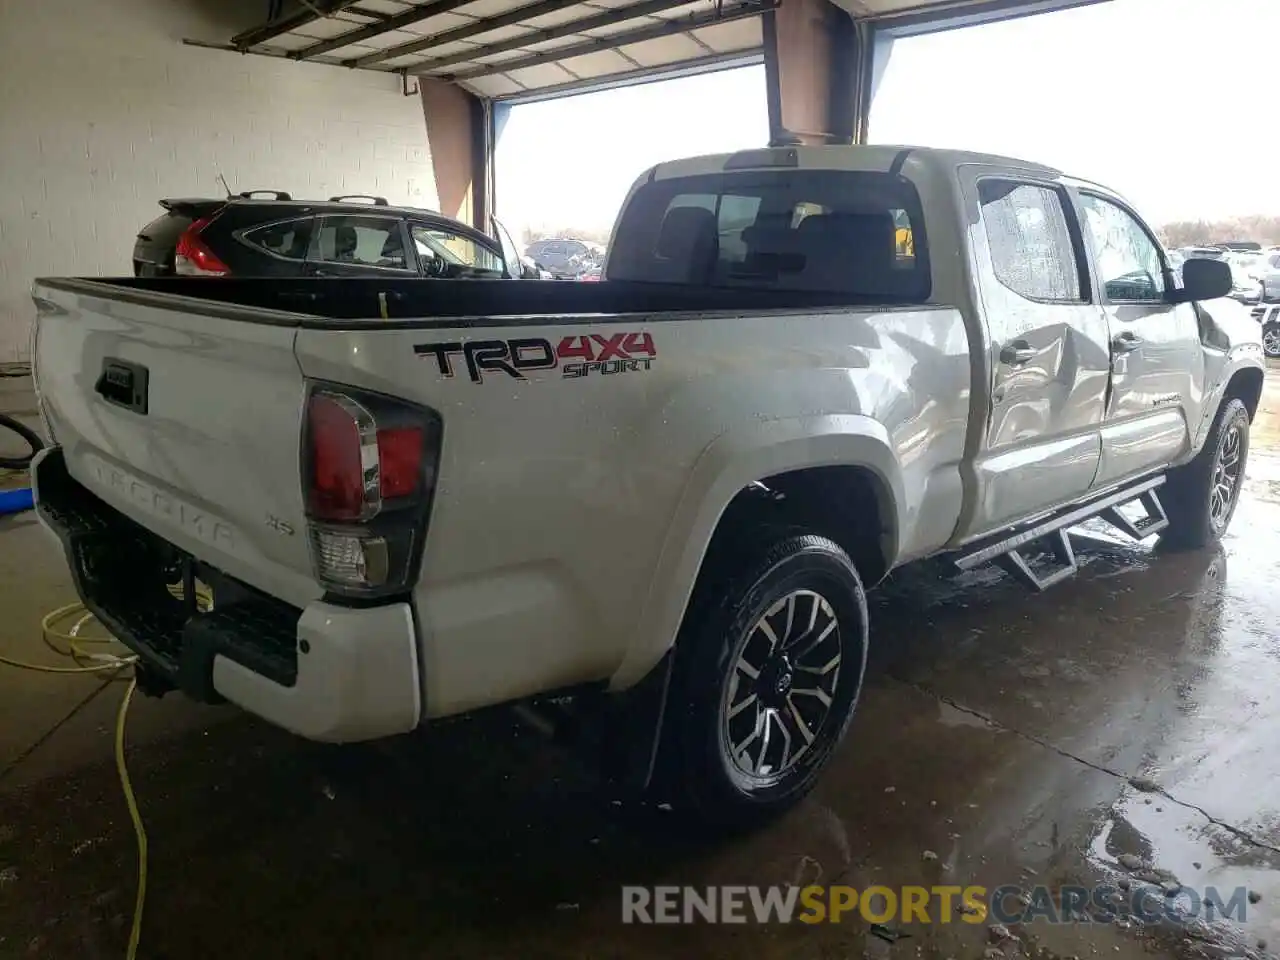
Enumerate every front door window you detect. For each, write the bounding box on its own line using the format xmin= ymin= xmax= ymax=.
xmin=1078 ymin=195 xmax=1166 ymax=303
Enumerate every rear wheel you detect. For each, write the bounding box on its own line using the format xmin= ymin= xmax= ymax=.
xmin=1161 ymin=398 xmax=1249 ymax=549
xmin=669 ymin=533 xmax=868 ymax=829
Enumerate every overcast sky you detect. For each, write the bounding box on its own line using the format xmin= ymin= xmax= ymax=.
xmin=495 ymin=65 xmax=768 ymax=239
xmin=495 ymin=0 xmax=1279 ymax=240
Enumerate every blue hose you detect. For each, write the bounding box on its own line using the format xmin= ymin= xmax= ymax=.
xmin=1 ymin=410 xmax=42 ymax=514
xmin=0 ymin=486 xmax=33 ymax=516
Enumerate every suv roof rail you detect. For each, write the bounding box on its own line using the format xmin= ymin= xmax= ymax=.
xmin=237 ymin=190 xmax=292 ymax=200
xmin=329 ymin=194 xmax=389 ymax=206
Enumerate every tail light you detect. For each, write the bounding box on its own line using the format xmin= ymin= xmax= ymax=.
xmin=174 ymin=218 xmax=231 ymax=276
xmin=303 ymin=384 xmax=442 ymax=599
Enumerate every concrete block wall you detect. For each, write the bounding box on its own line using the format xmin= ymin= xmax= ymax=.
xmin=0 ymin=0 xmax=441 ymax=360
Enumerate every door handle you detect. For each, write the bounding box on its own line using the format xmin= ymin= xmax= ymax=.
xmin=1112 ymin=332 xmax=1144 ymax=354
xmin=1000 ymin=340 xmax=1037 ymax=366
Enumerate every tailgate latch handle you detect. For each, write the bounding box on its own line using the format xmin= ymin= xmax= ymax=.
xmin=95 ymin=358 xmax=149 ymax=415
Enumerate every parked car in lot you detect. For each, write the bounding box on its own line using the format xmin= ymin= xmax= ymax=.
xmin=521 ymin=256 xmax=552 ymax=279
xmin=32 ymin=145 xmax=1262 ymax=828
xmin=1251 ymin=303 xmax=1280 ymax=357
xmin=523 ymin=237 xmax=600 ymax=279
xmin=1226 ymin=250 xmax=1264 ymax=273
xmin=1229 ymin=262 xmax=1263 ymax=303
xmin=134 ymin=193 xmax=522 ymax=280
xmin=1254 ymin=250 xmax=1280 ymax=303
xmin=1180 ymin=245 xmax=1228 ymax=263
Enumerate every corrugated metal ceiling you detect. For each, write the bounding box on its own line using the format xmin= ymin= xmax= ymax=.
xmin=208 ymin=0 xmax=1105 ymax=100
xmin=219 ymin=0 xmax=772 ymax=98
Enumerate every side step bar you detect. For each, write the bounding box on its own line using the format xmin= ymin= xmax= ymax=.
xmin=954 ymin=476 xmax=1169 ymax=591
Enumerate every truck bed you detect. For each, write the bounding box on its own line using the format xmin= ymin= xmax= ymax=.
xmin=36 ymin=276 xmax=914 ymax=325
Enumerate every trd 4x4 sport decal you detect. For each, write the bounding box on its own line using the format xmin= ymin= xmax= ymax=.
xmin=414 ymin=333 xmax=656 ymax=383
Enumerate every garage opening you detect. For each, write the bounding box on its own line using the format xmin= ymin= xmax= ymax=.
xmin=494 ymin=62 xmax=767 ymax=274
xmin=869 ymin=0 xmax=1280 ymax=231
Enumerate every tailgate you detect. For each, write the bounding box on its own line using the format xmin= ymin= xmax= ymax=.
xmin=32 ymin=280 xmax=320 ymax=609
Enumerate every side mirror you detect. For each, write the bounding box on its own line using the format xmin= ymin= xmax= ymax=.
xmin=1171 ymin=258 xmax=1232 ymax=304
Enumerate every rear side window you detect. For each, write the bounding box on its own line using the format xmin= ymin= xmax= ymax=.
xmin=314 ymin=216 xmax=409 ymax=269
xmin=978 ymin=181 xmax=1084 ymax=303
xmin=607 ymin=170 xmax=929 ymax=301
xmin=240 ymin=218 xmax=314 ymax=261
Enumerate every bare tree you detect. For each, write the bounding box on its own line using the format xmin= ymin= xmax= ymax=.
xmin=1159 ymin=216 xmax=1280 ymax=249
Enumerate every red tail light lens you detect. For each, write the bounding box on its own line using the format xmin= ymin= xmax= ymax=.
xmin=174 ymin=217 xmax=231 ymax=276
xmin=376 ymin=427 xmax=424 ymax=499
xmin=303 ymin=384 xmax=441 ymax=599
xmin=307 ymin=393 xmax=371 ymax=521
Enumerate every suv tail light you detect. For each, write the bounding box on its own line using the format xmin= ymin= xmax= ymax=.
xmin=303 ymin=384 xmax=442 ymax=599
xmin=174 ymin=217 xmax=231 ymax=276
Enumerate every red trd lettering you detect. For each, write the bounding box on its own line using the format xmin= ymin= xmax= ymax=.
xmin=623 ymin=332 xmax=656 ymax=358
xmin=591 ymin=333 xmax=631 ymax=361
xmin=556 ymin=336 xmax=595 ymax=361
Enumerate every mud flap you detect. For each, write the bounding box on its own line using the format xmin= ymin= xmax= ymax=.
xmin=511 ymin=651 xmax=676 ymax=792
xmin=598 ymin=649 xmax=675 ymax=791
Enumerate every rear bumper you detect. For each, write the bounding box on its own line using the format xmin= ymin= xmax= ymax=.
xmin=32 ymin=447 xmax=421 ymax=742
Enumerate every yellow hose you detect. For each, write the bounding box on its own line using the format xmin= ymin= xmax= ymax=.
xmin=0 ymin=602 xmax=136 ymax=674
xmin=115 ymin=679 xmax=145 ymax=960
xmin=1 ymin=579 xmax=209 ymax=674
xmin=2 ymin=581 xmax=210 ymax=960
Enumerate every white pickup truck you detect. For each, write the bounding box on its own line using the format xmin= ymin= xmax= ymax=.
xmin=30 ymin=145 xmax=1263 ymax=826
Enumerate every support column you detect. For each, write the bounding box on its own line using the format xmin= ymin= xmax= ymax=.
xmin=419 ymin=79 xmax=490 ymax=229
xmin=762 ymin=0 xmax=865 ymax=147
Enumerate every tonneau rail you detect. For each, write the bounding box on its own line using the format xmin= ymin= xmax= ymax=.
xmin=34 ymin=275 xmax=951 ymax=330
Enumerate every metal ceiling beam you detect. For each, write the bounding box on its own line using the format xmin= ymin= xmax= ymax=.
xmin=399 ymin=0 xmax=707 ymax=74
xmin=868 ymin=0 xmax=1110 ymax=37
xmin=347 ymin=5 xmax=397 ymax=22
xmin=347 ymin=0 xmax=580 ymax=67
xmin=494 ymin=49 xmax=761 ymax=103
xmin=291 ymin=0 xmax=479 ymax=60
xmin=232 ymin=0 xmax=364 ymax=48
xmin=445 ymin=0 xmax=773 ymax=81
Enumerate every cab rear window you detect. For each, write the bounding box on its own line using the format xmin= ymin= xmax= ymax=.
xmin=607 ymin=170 xmax=929 ymax=302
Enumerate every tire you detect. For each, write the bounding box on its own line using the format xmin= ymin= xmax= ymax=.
xmin=1160 ymin=398 xmax=1250 ymax=549
xmin=668 ymin=533 xmax=869 ymax=829
xmin=1263 ymin=323 xmax=1280 ymax=359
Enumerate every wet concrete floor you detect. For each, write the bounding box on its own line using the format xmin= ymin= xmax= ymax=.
xmin=3 ymin=375 xmax=1280 ymax=959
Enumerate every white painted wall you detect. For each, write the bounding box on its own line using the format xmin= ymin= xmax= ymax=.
xmin=0 ymin=0 xmax=440 ymax=360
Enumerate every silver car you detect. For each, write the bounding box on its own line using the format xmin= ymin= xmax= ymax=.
xmin=524 ymin=238 xmax=599 ymax=279
xmin=1256 ymin=250 xmax=1280 ymax=302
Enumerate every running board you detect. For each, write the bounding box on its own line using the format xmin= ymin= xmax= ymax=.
xmin=954 ymin=476 xmax=1168 ymax=591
